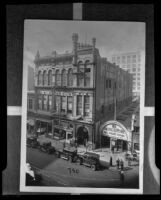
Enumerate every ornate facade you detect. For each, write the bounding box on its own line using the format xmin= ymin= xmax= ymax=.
xmin=28 ymin=33 xmax=133 ymax=149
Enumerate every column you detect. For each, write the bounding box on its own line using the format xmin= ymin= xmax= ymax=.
xmin=66 ymin=96 xmax=68 ymax=114
xmin=73 ymin=94 xmax=77 ymax=117
xmin=89 ymin=95 xmax=93 ymax=119
xmin=82 ymin=94 xmax=84 ymax=116
xmin=52 ymin=120 xmax=54 ymax=138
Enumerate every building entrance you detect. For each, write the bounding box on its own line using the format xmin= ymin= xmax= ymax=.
xmin=77 ymin=126 xmax=89 ymax=146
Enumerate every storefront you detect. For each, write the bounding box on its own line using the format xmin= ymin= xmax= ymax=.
xmin=100 ymin=120 xmax=129 ymax=152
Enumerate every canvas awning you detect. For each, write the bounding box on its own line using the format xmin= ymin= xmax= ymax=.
xmin=27 ymin=119 xmax=35 ymax=126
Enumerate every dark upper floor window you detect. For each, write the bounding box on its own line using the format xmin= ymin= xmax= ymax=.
xmin=68 ymin=69 xmax=73 ymax=86
xmin=38 ymin=71 xmax=42 ymax=85
xmin=62 ymin=69 xmax=67 ymax=86
xmin=43 ymin=71 xmax=48 ymax=85
xmin=48 ymin=70 xmax=52 ymax=86
xmin=28 ymin=99 xmax=33 ymax=109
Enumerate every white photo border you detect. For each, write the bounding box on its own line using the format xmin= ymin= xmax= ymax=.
xmin=20 ymin=20 xmax=145 ymax=194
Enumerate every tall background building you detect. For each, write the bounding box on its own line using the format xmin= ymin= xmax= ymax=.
xmin=110 ymin=52 xmax=143 ymax=97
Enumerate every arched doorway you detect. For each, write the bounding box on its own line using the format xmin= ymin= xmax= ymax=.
xmin=77 ymin=126 xmax=89 ymax=146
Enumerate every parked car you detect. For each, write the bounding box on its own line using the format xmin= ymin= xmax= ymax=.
xmin=39 ymin=141 xmax=55 ymax=154
xmin=56 ymin=147 xmax=77 ymax=163
xmin=77 ymin=152 xmax=100 ymax=171
xmin=125 ymin=152 xmax=139 ymax=162
xmin=27 ymin=136 xmax=40 ymax=148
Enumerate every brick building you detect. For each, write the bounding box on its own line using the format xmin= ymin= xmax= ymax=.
xmin=27 ymin=33 xmax=133 ymax=149
xmin=110 ymin=52 xmax=143 ymax=97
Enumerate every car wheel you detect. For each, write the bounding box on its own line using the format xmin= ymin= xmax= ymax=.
xmin=69 ymin=156 xmax=73 ymax=163
xmin=56 ymin=151 xmax=60 ymax=158
xmin=78 ymin=158 xmax=82 ymax=165
xmin=91 ymin=164 xmax=96 ymax=171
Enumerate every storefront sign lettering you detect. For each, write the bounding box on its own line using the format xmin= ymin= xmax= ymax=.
xmin=101 ymin=121 xmax=128 ymax=141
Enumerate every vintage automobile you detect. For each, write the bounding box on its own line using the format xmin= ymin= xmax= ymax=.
xmin=39 ymin=141 xmax=55 ymax=154
xmin=125 ymin=152 xmax=139 ymax=162
xmin=77 ymin=152 xmax=100 ymax=171
xmin=56 ymin=147 xmax=77 ymax=163
xmin=27 ymin=136 xmax=40 ymax=148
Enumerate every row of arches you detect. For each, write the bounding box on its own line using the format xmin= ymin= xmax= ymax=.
xmin=37 ymin=60 xmax=91 ymax=87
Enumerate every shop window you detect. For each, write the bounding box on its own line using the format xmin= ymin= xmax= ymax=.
xmin=55 ymin=70 xmax=61 ymax=86
xmin=62 ymin=69 xmax=67 ymax=86
xmin=28 ymin=99 xmax=33 ymax=109
xmin=134 ymin=143 xmax=140 ymax=151
xmin=84 ymin=96 xmax=90 ymax=117
xmin=43 ymin=71 xmax=48 ymax=85
xmin=67 ymin=96 xmax=73 ymax=114
xmin=61 ymin=96 xmax=66 ymax=114
xmin=77 ymin=95 xmax=82 ymax=115
xmin=68 ymin=69 xmax=73 ymax=86
xmin=48 ymin=70 xmax=52 ymax=85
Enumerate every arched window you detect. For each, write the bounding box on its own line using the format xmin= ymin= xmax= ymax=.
xmin=38 ymin=71 xmax=42 ymax=85
xmin=48 ymin=70 xmax=52 ymax=86
xmin=68 ymin=69 xmax=73 ymax=86
xmin=55 ymin=70 xmax=61 ymax=86
xmin=77 ymin=61 xmax=84 ymax=87
xmin=62 ymin=69 xmax=67 ymax=86
xmin=43 ymin=70 xmax=48 ymax=85
xmin=84 ymin=60 xmax=91 ymax=87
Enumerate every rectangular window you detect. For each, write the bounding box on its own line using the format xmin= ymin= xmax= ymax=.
xmin=77 ymin=95 xmax=82 ymax=115
xmin=61 ymin=96 xmax=66 ymax=113
xmin=106 ymin=79 xmax=108 ymax=88
xmin=28 ymin=99 xmax=33 ymax=110
xmin=132 ymin=68 xmax=136 ymax=72
xmin=132 ymin=55 xmax=136 ymax=63
xmin=38 ymin=94 xmax=42 ymax=110
xmin=117 ymin=56 xmax=120 ymax=64
xmin=112 ymin=57 xmax=115 ymax=63
xmin=138 ymin=55 xmax=141 ymax=62
xmin=138 ymin=68 xmax=140 ymax=72
xmin=109 ymin=79 xmax=111 ymax=88
xmin=127 ymin=55 xmax=131 ymax=63
xmin=67 ymin=96 xmax=73 ymax=114
xmin=43 ymin=94 xmax=48 ymax=111
xmin=48 ymin=95 xmax=52 ymax=111
xmin=55 ymin=96 xmax=60 ymax=112
xmin=122 ymin=56 xmax=126 ymax=63
xmin=84 ymin=96 xmax=90 ymax=117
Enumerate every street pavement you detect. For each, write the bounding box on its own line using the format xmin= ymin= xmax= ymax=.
xmin=27 ymin=147 xmax=139 ymax=188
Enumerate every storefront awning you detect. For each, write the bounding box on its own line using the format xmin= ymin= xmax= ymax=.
xmin=27 ymin=119 xmax=34 ymax=126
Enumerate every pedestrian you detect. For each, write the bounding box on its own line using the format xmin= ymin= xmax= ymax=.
xmin=120 ymin=169 xmax=125 ymax=185
xmin=110 ymin=156 xmax=113 ymax=167
xmin=120 ymin=159 xmax=124 ymax=170
xmin=116 ymin=158 xmax=120 ymax=169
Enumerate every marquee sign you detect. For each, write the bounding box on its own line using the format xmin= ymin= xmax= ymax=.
xmin=100 ymin=120 xmax=128 ymax=141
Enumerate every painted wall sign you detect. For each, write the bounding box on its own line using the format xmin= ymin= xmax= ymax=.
xmin=100 ymin=120 xmax=128 ymax=141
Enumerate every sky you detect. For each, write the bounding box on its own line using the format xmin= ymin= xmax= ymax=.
xmin=23 ymin=20 xmax=145 ymax=69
